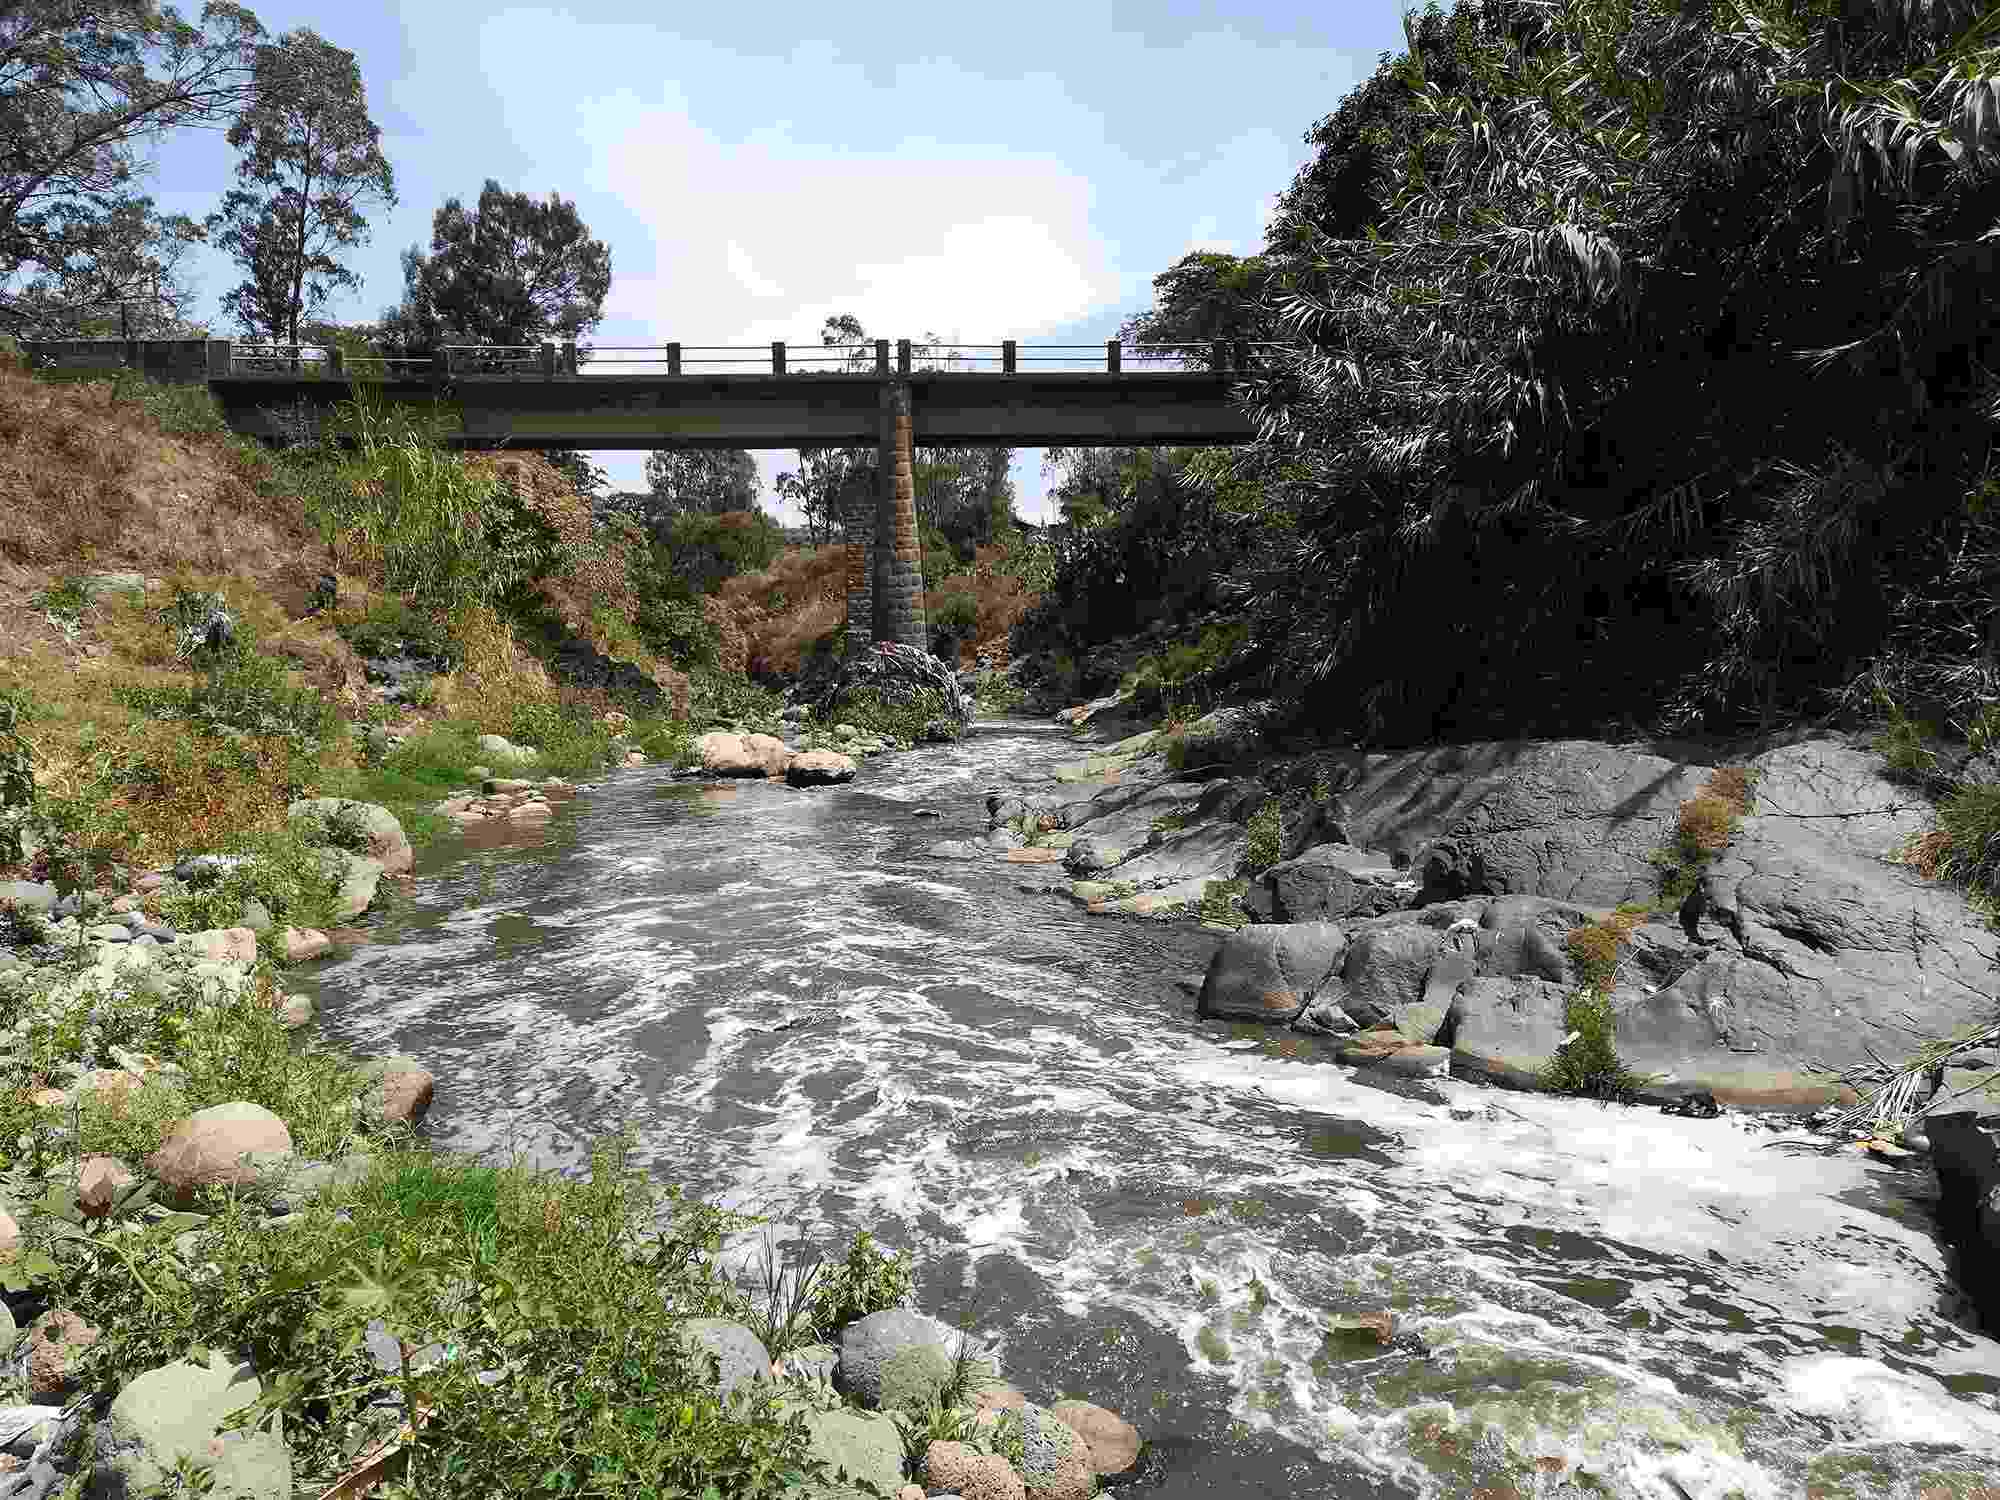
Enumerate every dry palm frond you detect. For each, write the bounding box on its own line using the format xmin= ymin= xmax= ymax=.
xmin=1811 ymin=1013 xmax=2000 ymax=1142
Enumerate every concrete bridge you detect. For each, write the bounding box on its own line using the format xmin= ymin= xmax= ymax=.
xmin=22 ymin=335 xmax=1283 ymax=655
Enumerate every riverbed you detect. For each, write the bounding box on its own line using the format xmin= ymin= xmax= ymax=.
xmin=293 ymin=719 xmax=2000 ymax=1499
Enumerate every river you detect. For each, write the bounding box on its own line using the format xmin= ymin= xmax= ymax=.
xmin=294 ymin=719 xmax=2000 ymax=1499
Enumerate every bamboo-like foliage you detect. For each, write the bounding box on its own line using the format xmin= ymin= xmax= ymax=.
xmin=1224 ymin=0 xmax=2000 ymax=741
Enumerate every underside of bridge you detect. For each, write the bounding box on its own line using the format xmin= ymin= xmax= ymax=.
xmin=210 ymin=370 xmax=1261 ymax=657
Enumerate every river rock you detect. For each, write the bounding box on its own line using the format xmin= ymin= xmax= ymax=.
xmin=26 ymin=1309 xmax=99 ymax=1400
xmin=355 ymin=1056 xmax=435 ymax=1127
xmin=1062 ymin=836 xmax=1127 ymax=875
xmin=924 ymin=840 xmax=986 ymax=860
xmin=288 ymin=797 xmax=413 ymax=876
xmin=674 ymin=1319 xmax=771 ymax=1400
xmin=322 ymin=850 xmax=384 ymax=921
xmin=476 ymin=733 xmax=540 ymax=765
xmin=836 ymin=1308 xmax=997 ymax=1411
xmin=1197 ymin=923 xmax=1348 ymax=1023
xmin=178 ymin=927 xmax=257 ymax=964
xmin=277 ymin=927 xmax=331 ymax=962
xmin=803 ymin=1408 xmax=906 ymax=1500
xmin=87 ymin=1347 xmax=290 ymax=1500
xmin=1015 ymin=1401 xmax=1092 ymax=1500
xmin=147 ymin=1101 xmax=293 ymax=1207
xmin=787 ymin=750 xmax=857 ymax=786
xmin=924 ymin=1442 xmax=1024 ymax=1500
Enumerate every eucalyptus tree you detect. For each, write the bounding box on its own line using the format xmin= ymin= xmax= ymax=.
xmin=207 ymin=26 xmax=394 ymax=345
xmin=0 ymin=0 xmax=266 ymax=335
xmin=1235 ymin=0 xmax=2000 ymax=742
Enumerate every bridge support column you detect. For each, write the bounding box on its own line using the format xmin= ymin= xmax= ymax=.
xmin=843 ymin=476 xmax=875 ymax=657
xmin=871 ymin=381 xmax=926 ymax=648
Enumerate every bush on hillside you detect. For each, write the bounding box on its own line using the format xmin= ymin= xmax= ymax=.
xmin=662 ymin=510 xmax=788 ymax=596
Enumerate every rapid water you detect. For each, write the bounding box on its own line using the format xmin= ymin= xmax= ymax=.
xmin=294 ymin=721 xmax=2000 ymax=1499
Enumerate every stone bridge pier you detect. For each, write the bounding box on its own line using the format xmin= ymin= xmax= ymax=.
xmin=844 ymin=381 xmax=926 ymax=655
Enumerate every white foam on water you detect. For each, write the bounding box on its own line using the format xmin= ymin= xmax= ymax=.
xmin=1778 ymin=1355 xmax=2000 ymax=1447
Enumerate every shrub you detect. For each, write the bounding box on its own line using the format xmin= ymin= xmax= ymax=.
xmin=335 ymin=595 xmax=460 ymax=665
xmin=1540 ymin=988 xmax=1641 ymax=1100
xmin=1196 ymin=877 xmax=1250 ymax=927
xmin=809 ymin=1229 xmax=915 ymax=1337
xmin=506 ymin=700 xmax=613 ymax=777
xmin=663 ymin=510 xmax=788 ymax=596
xmin=0 ymin=690 xmax=36 ymax=867
xmin=930 ymin=590 xmax=979 ymax=642
xmin=687 ymin=666 xmax=783 ymax=729
xmin=150 ymin=822 xmax=346 ymax=934
xmin=834 ymin=687 xmax=958 ymax=744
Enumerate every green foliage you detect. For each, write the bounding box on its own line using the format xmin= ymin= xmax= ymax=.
xmin=33 ymin=1127 xmax=888 ymax=1500
xmin=1540 ymin=988 xmax=1642 ymax=1102
xmin=969 ymin=670 xmax=1024 ymax=714
xmin=808 ymin=1229 xmax=915 ymax=1337
xmin=832 ymin=688 xmax=959 ymax=745
xmin=930 ymin=590 xmax=979 ymax=641
xmin=1126 ymin=621 xmax=1251 ymax=712
xmin=504 ymin=701 xmax=610 ymax=778
xmin=686 ymin=667 xmax=782 ymax=730
xmin=151 ymin=822 xmax=345 ymax=934
xmin=103 ymin=368 xmax=233 ymax=435
xmin=335 ymin=596 xmax=461 ymax=665
xmin=629 ymin=546 xmax=722 ymax=668
xmin=660 ymin=510 xmax=787 ymax=596
xmin=1196 ymin=877 xmax=1250 ymax=927
xmin=0 ymin=690 xmax=37 ymax=867
xmin=113 ymin=610 xmax=336 ymax=757
xmin=1243 ymin=798 xmax=1282 ymax=874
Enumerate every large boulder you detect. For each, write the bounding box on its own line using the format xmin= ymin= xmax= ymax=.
xmin=1015 ymin=1401 xmax=1093 ymax=1500
xmin=836 ymin=1308 xmax=997 ymax=1411
xmin=924 ymin=1440 xmax=1024 ymax=1500
xmin=1244 ymin=843 xmax=1416 ymax=922
xmin=696 ymin=732 xmax=792 ymax=778
xmin=146 ymin=1101 xmax=294 ymax=1207
xmin=817 ymin=641 xmax=973 ymax=728
xmin=287 ymin=798 xmax=413 ymax=875
xmin=1197 ymin=923 xmax=1348 ymax=1023
xmin=87 ymin=1348 xmax=289 ymax=1500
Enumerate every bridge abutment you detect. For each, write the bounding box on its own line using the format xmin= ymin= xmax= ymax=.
xmin=868 ymin=381 xmax=927 ymax=651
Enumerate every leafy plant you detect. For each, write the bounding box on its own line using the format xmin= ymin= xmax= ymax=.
xmin=735 ymin=1236 xmax=828 ymax=1358
xmin=1540 ymin=987 xmax=1642 ymax=1101
xmin=0 ymin=690 xmax=37 ymax=868
xmin=1195 ymin=877 xmax=1249 ymax=927
xmin=1244 ymin=798 xmax=1283 ymax=874
xmin=808 ymin=1229 xmax=914 ymax=1338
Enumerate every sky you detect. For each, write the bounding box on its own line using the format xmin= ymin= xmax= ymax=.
xmin=137 ymin=0 xmax=1409 ymax=525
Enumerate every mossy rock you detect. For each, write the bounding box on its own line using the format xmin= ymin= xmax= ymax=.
xmin=800 ymin=1407 xmax=905 ymax=1500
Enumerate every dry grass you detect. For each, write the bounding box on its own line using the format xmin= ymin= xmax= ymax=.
xmin=0 ymin=366 xmax=334 ymax=650
xmin=716 ymin=546 xmax=854 ymax=677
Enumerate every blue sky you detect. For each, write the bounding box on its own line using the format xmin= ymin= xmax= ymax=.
xmin=137 ymin=0 xmax=1407 ymax=524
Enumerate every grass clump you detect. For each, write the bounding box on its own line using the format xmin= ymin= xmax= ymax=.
xmin=1644 ymin=764 xmax=1762 ymax=910
xmin=1244 ymin=797 xmax=1283 ymax=875
xmin=1123 ymin=620 xmax=1249 ymax=713
xmin=1195 ymin=877 xmax=1250 ymax=927
xmin=1539 ymin=987 xmax=1642 ymax=1101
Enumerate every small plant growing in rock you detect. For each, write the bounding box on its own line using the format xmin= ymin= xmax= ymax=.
xmin=1244 ymin=798 xmax=1283 ymax=874
xmin=1540 ymin=987 xmax=1642 ymax=1101
xmin=1195 ymin=877 xmax=1249 ymax=927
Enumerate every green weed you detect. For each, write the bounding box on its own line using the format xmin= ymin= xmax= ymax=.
xmin=1245 ymin=798 xmax=1283 ymax=874
xmin=1539 ymin=988 xmax=1642 ymax=1101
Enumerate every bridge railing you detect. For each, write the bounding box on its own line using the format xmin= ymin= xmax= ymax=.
xmin=23 ymin=337 xmax=1302 ymax=381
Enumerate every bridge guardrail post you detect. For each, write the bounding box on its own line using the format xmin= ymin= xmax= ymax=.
xmin=1106 ymin=340 xmax=1120 ymax=374
xmin=772 ymin=341 xmax=785 ymax=375
xmin=1233 ymin=340 xmax=1250 ymax=371
xmin=327 ymin=347 xmax=341 ymax=378
xmin=875 ymin=340 xmax=889 ymax=375
xmin=207 ymin=340 xmax=233 ymax=379
xmin=1003 ymin=340 xmax=1016 ymax=374
xmin=562 ymin=342 xmax=577 ymax=376
xmin=1212 ymin=340 xmax=1228 ymax=373
xmin=896 ymin=339 xmax=911 ymax=376
xmin=667 ymin=342 xmax=681 ymax=376
xmin=540 ymin=342 xmax=556 ymax=377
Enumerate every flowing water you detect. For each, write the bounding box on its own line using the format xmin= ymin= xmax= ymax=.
xmin=294 ymin=720 xmax=2000 ymax=1499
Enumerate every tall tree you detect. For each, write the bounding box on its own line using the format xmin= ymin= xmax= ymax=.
xmin=642 ymin=448 xmax=760 ymax=519
xmin=0 ymin=0 xmax=265 ymax=335
xmin=1116 ymin=251 xmax=1278 ymax=369
xmin=381 ymin=180 xmax=611 ymax=351
xmin=206 ymin=26 xmax=394 ymax=345
xmin=779 ymin=313 xmax=879 ymax=545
